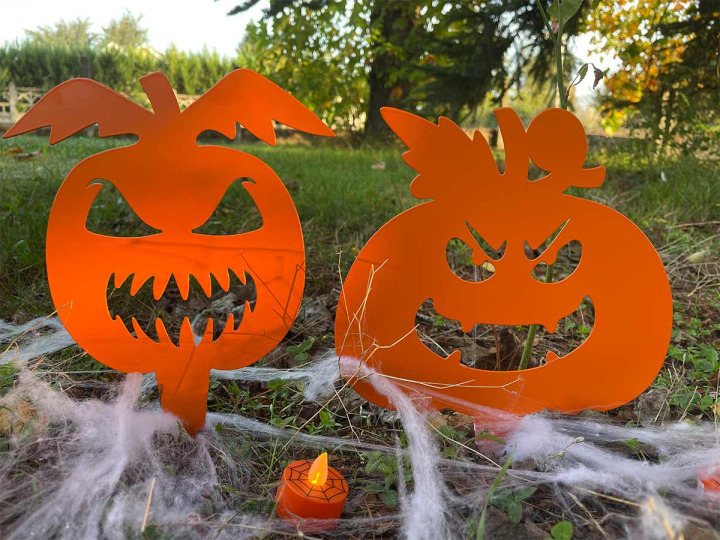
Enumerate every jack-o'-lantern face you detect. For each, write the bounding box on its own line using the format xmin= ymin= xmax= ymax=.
xmin=4 ymin=71 xmax=334 ymax=433
xmin=336 ymin=107 xmax=672 ymax=416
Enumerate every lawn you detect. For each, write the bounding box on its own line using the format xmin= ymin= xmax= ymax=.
xmin=0 ymin=132 xmax=719 ymax=538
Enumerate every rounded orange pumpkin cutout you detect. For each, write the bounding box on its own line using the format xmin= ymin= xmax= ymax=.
xmin=3 ymin=70 xmax=334 ymax=434
xmin=335 ymin=107 xmax=672 ymax=416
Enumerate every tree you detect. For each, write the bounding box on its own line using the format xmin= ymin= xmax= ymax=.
xmin=25 ymin=18 xmax=95 ymax=48
xmin=362 ymin=1 xmax=422 ymax=138
xmin=235 ymin=1 xmax=370 ymax=133
xmin=99 ymin=11 xmax=149 ymax=50
xmin=221 ymin=0 xmax=589 ymax=137
xmin=586 ymin=0 xmax=719 ymax=152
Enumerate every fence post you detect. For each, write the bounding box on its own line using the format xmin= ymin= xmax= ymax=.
xmin=8 ymin=81 xmax=17 ymax=123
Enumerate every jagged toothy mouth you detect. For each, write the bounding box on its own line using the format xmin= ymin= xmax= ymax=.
xmin=415 ymin=297 xmax=594 ymax=369
xmin=107 ymin=269 xmax=257 ymax=346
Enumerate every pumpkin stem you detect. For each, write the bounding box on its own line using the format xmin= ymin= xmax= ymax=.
xmin=155 ymin=359 xmax=210 ymax=436
xmin=140 ymin=72 xmax=180 ymax=120
xmin=494 ymin=108 xmax=528 ymax=182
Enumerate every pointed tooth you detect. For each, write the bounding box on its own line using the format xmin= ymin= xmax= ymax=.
xmin=544 ymin=320 xmax=558 ymax=334
xmin=224 ymin=313 xmax=235 ymax=335
xmin=213 ymin=269 xmax=230 ymax=291
xmin=174 ymin=273 xmax=190 ymax=300
xmin=130 ymin=317 xmax=147 ymax=341
xmin=461 ymin=322 xmax=474 ymax=334
xmin=546 ymin=350 xmax=560 ymax=363
xmin=203 ymin=318 xmax=214 ymax=342
xmin=179 ymin=317 xmax=194 ymax=347
xmin=232 ymin=269 xmax=246 ymax=285
xmin=196 ymin=273 xmax=212 ymax=297
xmin=114 ymin=270 xmax=132 ymax=289
xmin=153 ymin=273 xmax=171 ymax=300
xmin=236 ymin=303 xmax=250 ymax=330
xmin=447 ymin=350 xmax=463 ymax=363
xmin=115 ymin=315 xmax=132 ymax=337
xmin=130 ymin=273 xmax=151 ymax=296
xmin=155 ymin=318 xmax=174 ymax=346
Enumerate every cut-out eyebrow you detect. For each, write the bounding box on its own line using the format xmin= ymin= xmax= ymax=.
xmin=464 ymin=222 xmax=506 ymax=260
xmin=525 ymin=219 xmax=570 ymax=254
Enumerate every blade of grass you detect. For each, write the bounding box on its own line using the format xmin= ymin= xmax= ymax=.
xmin=477 ymin=445 xmax=516 ymax=540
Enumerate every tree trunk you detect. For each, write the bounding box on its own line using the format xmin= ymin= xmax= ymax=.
xmin=364 ymin=1 xmax=417 ymax=141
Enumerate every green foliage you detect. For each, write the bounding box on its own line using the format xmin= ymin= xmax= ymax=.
xmin=547 ymin=0 xmax=583 ymax=25
xmin=490 ymin=485 xmax=537 ymax=523
xmin=0 ymin=363 xmax=18 ymax=396
xmin=477 ymin=447 xmax=515 ymax=540
xmin=664 ymin=343 xmax=720 ymax=413
xmin=25 ymin=18 xmax=95 ymax=48
xmin=0 ymin=11 xmax=236 ymax=94
xmin=162 ymin=46 xmax=234 ymax=95
xmin=587 ymin=0 xmax=719 ymax=154
xmin=655 ymin=308 xmax=720 ymax=417
xmin=238 ymin=1 xmax=370 ymax=132
xmin=410 ymin=2 xmax=514 ymax=121
xmin=286 ymin=339 xmax=313 ymax=362
xmin=363 ymin=450 xmax=411 ymax=507
xmin=0 ymin=41 xmax=91 ymax=88
xmin=0 ymin=41 xmax=235 ymax=95
xmin=545 ymin=520 xmax=573 ymax=540
xmin=229 ymin=0 xmax=589 ymax=134
xmin=92 ymin=47 xmax=159 ymax=96
xmin=99 ymin=11 xmax=149 ymax=50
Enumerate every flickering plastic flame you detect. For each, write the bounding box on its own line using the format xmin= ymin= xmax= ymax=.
xmin=308 ymin=452 xmax=328 ymax=486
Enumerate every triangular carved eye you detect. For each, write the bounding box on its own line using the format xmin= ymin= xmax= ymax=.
xmin=86 ymin=179 xmax=160 ymax=237
xmin=533 ymin=240 xmax=583 ymax=283
xmin=465 ymin=222 xmax=506 ymax=261
xmin=447 ymin=238 xmax=495 ymax=283
xmin=192 ymin=178 xmax=263 ymax=235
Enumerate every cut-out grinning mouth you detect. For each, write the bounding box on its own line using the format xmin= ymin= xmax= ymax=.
xmin=107 ymin=269 xmax=257 ymax=346
xmin=415 ymin=297 xmax=595 ymax=370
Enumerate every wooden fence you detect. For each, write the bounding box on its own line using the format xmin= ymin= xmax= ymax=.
xmin=0 ymin=82 xmax=201 ymax=131
xmin=0 ymin=83 xmax=45 ymax=129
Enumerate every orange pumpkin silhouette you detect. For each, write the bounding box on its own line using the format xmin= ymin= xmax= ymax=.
xmin=4 ymin=70 xmax=334 ymax=433
xmin=336 ymin=107 xmax=672 ymax=416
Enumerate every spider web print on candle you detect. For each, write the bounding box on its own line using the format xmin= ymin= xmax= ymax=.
xmin=275 ymin=453 xmax=349 ymax=532
xmin=335 ymin=107 xmax=673 ymax=416
xmin=2 ymin=70 xmax=335 ymax=434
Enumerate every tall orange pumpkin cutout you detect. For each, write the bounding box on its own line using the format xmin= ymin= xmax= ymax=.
xmin=3 ymin=70 xmax=334 ymax=433
xmin=336 ymin=107 xmax=672 ymax=416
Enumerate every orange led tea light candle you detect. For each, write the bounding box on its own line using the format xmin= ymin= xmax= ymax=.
xmin=275 ymin=452 xmax=348 ymax=531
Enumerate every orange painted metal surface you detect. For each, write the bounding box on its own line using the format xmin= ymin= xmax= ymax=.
xmin=335 ymin=107 xmax=672 ymax=416
xmin=4 ymin=70 xmax=334 ymax=434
